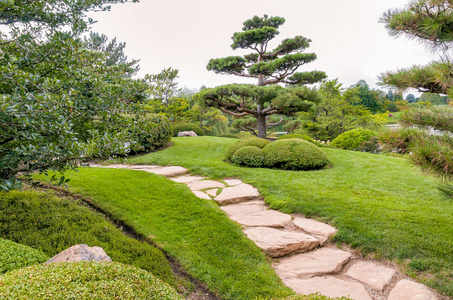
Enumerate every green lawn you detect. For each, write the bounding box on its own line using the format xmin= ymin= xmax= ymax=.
xmin=130 ymin=136 xmax=453 ymax=297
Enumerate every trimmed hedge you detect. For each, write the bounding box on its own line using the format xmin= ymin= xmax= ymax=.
xmin=129 ymin=114 xmax=172 ymax=153
xmin=224 ymin=138 xmax=271 ymax=161
xmin=0 ymin=238 xmax=48 ymax=274
xmin=232 ymin=146 xmax=264 ymax=167
xmin=172 ymin=123 xmax=204 ymax=137
xmin=0 ymin=262 xmax=183 ymax=299
xmin=263 ymin=139 xmax=330 ymax=170
xmin=277 ymin=134 xmax=315 ymax=144
xmin=331 ymin=128 xmax=376 ymax=151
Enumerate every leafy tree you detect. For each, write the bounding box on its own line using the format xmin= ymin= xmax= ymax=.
xmin=145 ymin=67 xmax=181 ymax=106
xmin=419 ymin=92 xmax=448 ymax=105
xmin=347 ymin=80 xmax=385 ymax=112
xmin=198 ymin=15 xmax=326 ymax=138
xmin=406 ymin=93 xmax=416 ymax=103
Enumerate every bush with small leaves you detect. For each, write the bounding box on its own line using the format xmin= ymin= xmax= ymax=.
xmin=263 ymin=139 xmax=330 ymax=170
xmin=0 ymin=238 xmax=48 ymax=274
xmin=224 ymin=138 xmax=271 ymax=161
xmin=277 ymin=134 xmax=315 ymax=144
xmin=232 ymin=146 xmax=265 ymax=167
xmin=331 ymin=128 xmax=377 ymax=151
xmin=172 ymin=123 xmax=204 ymax=137
xmin=387 ymin=103 xmax=399 ymax=112
xmin=129 ymin=114 xmax=172 ymax=153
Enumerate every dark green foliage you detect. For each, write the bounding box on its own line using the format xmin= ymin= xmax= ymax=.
xmin=377 ymin=128 xmax=425 ymax=154
xmin=406 ymin=93 xmax=416 ymax=103
xmin=263 ymin=139 xmax=330 ymax=170
xmin=331 ymin=129 xmax=377 ymax=151
xmin=0 ymin=262 xmax=182 ymax=300
xmin=387 ymin=103 xmax=399 ymax=112
xmin=232 ymin=146 xmax=265 ymax=167
xmin=0 ymin=190 xmax=175 ymax=285
xmin=277 ymin=134 xmax=314 ymax=144
xmin=129 ymin=114 xmax=172 ymax=153
xmin=224 ymin=138 xmax=271 ymax=161
xmin=172 ymin=123 xmax=204 ymax=137
xmin=0 ymin=238 xmax=48 ymax=274
xmin=218 ymin=133 xmax=240 ymax=139
xmin=349 ymin=80 xmax=385 ymax=112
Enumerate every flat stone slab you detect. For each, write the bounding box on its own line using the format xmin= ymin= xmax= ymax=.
xmin=345 ymin=260 xmax=396 ymax=292
xmin=220 ymin=201 xmax=267 ymax=217
xmin=388 ymin=279 xmax=437 ymax=300
xmin=170 ymin=175 xmax=205 ymax=183
xmin=192 ymin=191 xmax=211 ymax=200
xmin=188 ymin=180 xmax=225 ymax=191
xmin=243 ymin=227 xmax=319 ymax=257
xmin=214 ymin=184 xmax=260 ymax=205
xmin=144 ymin=166 xmax=187 ymax=177
xmin=229 ymin=210 xmax=292 ymax=228
xmin=275 ymin=247 xmax=352 ymax=279
xmin=206 ymin=189 xmax=218 ymax=197
xmin=223 ymin=179 xmax=243 ymax=186
xmin=293 ymin=216 xmax=337 ymax=244
xmin=284 ymin=276 xmax=372 ymax=300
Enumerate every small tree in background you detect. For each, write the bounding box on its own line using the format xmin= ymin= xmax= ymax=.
xmin=406 ymin=93 xmax=416 ymax=103
xmin=197 ymin=15 xmax=326 ymax=138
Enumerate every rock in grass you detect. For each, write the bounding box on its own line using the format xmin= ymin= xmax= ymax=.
xmin=47 ymin=244 xmax=112 ymax=263
xmin=177 ymin=131 xmax=198 ymax=137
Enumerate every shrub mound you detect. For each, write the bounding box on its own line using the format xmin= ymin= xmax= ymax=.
xmin=129 ymin=114 xmax=172 ymax=153
xmin=263 ymin=139 xmax=330 ymax=170
xmin=224 ymin=138 xmax=271 ymax=161
xmin=331 ymin=128 xmax=376 ymax=151
xmin=232 ymin=146 xmax=264 ymax=167
xmin=172 ymin=123 xmax=204 ymax=137
xmin=277 ymin=134 xmax=315 ymax=144
xmin=0 ymin=262 xmax=183 ymax=300
xmin=0 ymin=238 xmax=48 ymax=274
xmin=218 ymin=133 xmax=240 ymax=139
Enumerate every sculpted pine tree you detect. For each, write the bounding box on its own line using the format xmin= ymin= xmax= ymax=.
xmin=198 ymin=15 xmax=326 ymax=138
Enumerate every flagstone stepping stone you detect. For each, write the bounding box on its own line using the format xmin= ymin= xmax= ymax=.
xmin=214 ymin=183 xmax=260 ymax=204
xmin=206 ymin=189 xmax=218 ymax=197
xmin=388 ymin=279 xmax=437 ymax=300
xmin=220 ymin=201 xmax=267 ymax=216
xmin=275 ymin=248 xmax=352 ymax=279
xmin=345 ymin=260 xmax=396 ymax=292
xmin=170 ymin=175 xmax=205 ymax=183
xmin=283 ymin=276 xmax=372 ymax=300
xmin=187 ymin=180 xmax=225 ymax=191
xmin=223 ymin=179 xmax=243 ymax=186
xmin=144 ymin=166 xmax=188 ymax=177
xmin=192 ymin=191 xmax=211 ymax=200
xmin=293 ymin=216 xmax=337 ymax=244
xmin=243 ymin=227 xmax=320 ymax=257
xmin=229 ymin=210 xmax=292 ymax=228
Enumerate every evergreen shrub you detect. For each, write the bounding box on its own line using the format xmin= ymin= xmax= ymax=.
xmin=172 ymin=123 xmax=204 ymax=137
xmin=331 ymin=128 xmax=376 ymax=151
xmin=130 ymin=114 xmax=172 ymax=152
xmin=0 ymin=238 xmax=48 ymax=274
xmin=232 ymin=146 xmax=264 ymax=167
xmin=263 ymin=139 xmax=330 ymax=170
xmin=387 ymin=103 xmax=399 ymax=112
xmin=224 ymin=138 xmax=270 ymax=161
xmin=277 ymin=134 xmax=315 ymax=144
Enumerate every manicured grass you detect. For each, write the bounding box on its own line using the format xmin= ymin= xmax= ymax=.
xmin=0 ymin=262 xmax=182 ymax=299
xmin=131 ymin=136 xmax=453 ymax=297
xmin=0 ymin=190 xmax=176 ymax=287
xmin=44 ymin=167 xmax=292 ymax=300
xmin=0 ymin=238 xmax=48 ymax=274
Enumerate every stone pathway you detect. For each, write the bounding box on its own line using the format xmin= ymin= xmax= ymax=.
xmin=94 ymin=164 xmax=442 ymax=300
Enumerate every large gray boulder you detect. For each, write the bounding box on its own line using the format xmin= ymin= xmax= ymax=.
xmin=46 ymin=244 xmax=112 ymax=263
xmin=178 ymin=131 xmax=198 ymax=137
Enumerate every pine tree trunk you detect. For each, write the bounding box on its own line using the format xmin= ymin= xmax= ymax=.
xmin=257 ymin=113 xmax=266 ymax=138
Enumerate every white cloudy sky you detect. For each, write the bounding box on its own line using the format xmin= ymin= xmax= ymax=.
xmin=89 ymin=0 xmax=435 ymax=91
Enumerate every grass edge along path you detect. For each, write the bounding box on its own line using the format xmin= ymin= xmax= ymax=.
xmin=130 ymin=136 xmax=453 ymax=297
xmin=51 ymin=167 xmax=293 ymax=300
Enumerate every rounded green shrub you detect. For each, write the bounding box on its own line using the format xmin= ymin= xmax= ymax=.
xmin=131 ymin=114 xmax=172 ymax=152
xmin=224 ymin=138 xmax=271 ymax=161
xmin=331 ymin=128 xmax=377 ymax=151
xmin=277 ymin=134 xmax=315 ymax=144
xmin=263 ymin=139 xmax=330 ymax=170
xmin=232 ymin=146 xmax=264 ymax=167
xmin=172 ymin=123 xmax=204 ymax=137
xmin=387 ymin=103 xmax=399 ymax=112
xmin=0 ymin=262 xmax=183 ymax=299
xmin=0 ymin=238 xmax=48 ymax=274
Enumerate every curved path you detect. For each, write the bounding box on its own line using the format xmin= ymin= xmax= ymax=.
xmin=95 ymin=163 xmax=441 ymax=300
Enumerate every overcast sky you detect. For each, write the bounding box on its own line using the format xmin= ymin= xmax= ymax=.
xmin=89 ymin=0 xmax=435 ymax=92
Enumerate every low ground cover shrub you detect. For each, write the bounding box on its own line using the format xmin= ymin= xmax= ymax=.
xmin=0 ymin=238 xmax=48 ymax=274
xmin=277 ymin=134 xmax=315 ymax=144
xmin=0 ymin=262 xmax=182 ymax=299
xmin=232 ymin=146 xmax=264 ymax=167
xmin=172 ymin=123 xmax=204 ymax=137
xmin=224 ymin=138 xmax=270 ymax=161
xmin=331 ymin=128 xmax=376 ymax=151
xmin=263 ymin=139 xmax=330 ymax=170
xmin=0 ymin=190 xmax=175 ymax=285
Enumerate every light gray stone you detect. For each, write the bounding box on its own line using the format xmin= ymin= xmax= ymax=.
xmin=284 ymin=276 xmax=372 ymax=300
xmin=223 ymin=179 xmax=243 ymax=186
xmin=229 ymin=210 xmax=291 ymax=228
xmin=145 ymin=166 xmax=187 ymax=177
xmin=192 ymin=191 xmax=211 ymax=200
xmin=388 ymin=279 xmax=437 ymax=300
xmin=170 ymin=175 xmax=205 ymax=183
xmin=214 ymin=183 xmax=260 ymax=205
xmin=47 ymin=244 xmax=112 ymax=263
xmin=345 ymin=260 xmax=396 ymax=292
xmin=206 ymin=189 xmax=218 ymax=197
xmin=187 ymin=180 xmax=225 ymax=191
xmin=243 ymin=227 xmax=319 ymax=257
xmin=275 ymin=247 xmax=352 ymax=279
xmin=220 ymin=201 xmax=267 ymax=217
xmin=293 ymin=216 xmax=337 ymax=244
xmin=177 ymin=130 xmax=198 ymax=137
